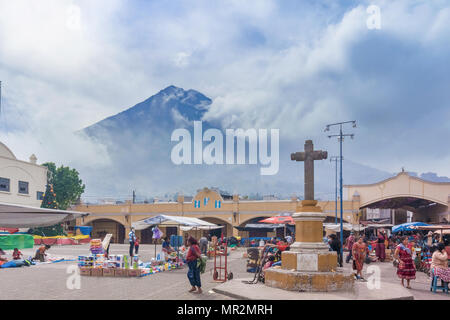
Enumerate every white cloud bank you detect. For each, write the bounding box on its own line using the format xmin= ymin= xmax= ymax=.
xmin=0 ymin=0 xmax=448 ymax=197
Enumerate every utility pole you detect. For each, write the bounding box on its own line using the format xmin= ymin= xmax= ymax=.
xmin=330 ymin=156 xmax=342 ymax=224
xmin=325 ymin=120 xmax=356 ymax=263
xmin=132 ymin=190 xmax=136 ymax=204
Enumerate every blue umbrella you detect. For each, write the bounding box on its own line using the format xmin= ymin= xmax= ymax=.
xmin=392 ymin=222 xmax=430 ymax=233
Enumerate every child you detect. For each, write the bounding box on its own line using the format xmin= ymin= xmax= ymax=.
xmin=134 ymin=237 xmax=140 ymax=255
xmin=12 ymin=248 xmax=23 ymax=260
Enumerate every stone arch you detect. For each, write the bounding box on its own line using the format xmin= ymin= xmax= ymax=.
xmin=200 ymin=216 xmax=233 ymax=238
xmin=238 ymin=215 xmax=274 ymax=227
xmin=237 ymin=216 xmax=282 ymax=239
xmin=361 ymin=195 xmax=447 ymax=209
xmin=84 ymin=218 xmax=126 ymax=244
xmin=82 ymin=216 xmax=126 ymax=227
xmin=361 ymin=196 xmax=449 ymax=224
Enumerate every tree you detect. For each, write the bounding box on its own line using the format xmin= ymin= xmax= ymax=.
xmin=42 ymin=162 xmax=85 ymax=210
xmin=31 ymin=184 xmax=63 ymax=236
xmin=41 ymin=183 xmax=57 ymax=209
xmin=31 ymin=163 xmax=85 ymax=236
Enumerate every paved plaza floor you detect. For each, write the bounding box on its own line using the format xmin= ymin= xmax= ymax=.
xmin=0 ymin=244 xmax=449 ymax=300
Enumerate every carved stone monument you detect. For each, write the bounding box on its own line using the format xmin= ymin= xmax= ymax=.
xmin=265 ymin=140 xmax=354 ymax=292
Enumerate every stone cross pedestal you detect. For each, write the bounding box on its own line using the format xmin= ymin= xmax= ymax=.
xmin=264 ymin=140 xmax=354 ymax=292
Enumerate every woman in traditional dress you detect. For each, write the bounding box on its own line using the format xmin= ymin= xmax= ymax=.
xmin=431 ymin=242 xmax=450 ymax=282
xmin=375 ymin=230 xmax=386 ymax=262
xmin=186 ymin=236 xmax=202 ymax=294
xmin=352 ymin=236 xmax=368 ymax=280
xmin=394 ymin=236 xmax=416 ymax=288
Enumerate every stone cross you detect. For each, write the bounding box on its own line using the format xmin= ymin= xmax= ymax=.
xmin=291 ymin=140 xmax=327 ymax=201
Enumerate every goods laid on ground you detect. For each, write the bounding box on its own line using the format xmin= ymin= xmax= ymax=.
xmin=89 ymin=239 xmax=104 ymax=254
xmin=78 ymin=252 xmax=185 ymax=278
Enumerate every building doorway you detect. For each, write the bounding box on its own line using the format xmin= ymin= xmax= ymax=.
xmin=87 ymin=219 xmax=125 ymax=244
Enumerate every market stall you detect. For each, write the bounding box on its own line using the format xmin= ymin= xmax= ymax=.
xmin=133 ymin=215 xmax=221 ymax=253
xmin=410 ymin=224 xmax=450 ymax=241
xmin=234 ymin=223 xmax=293 ymax=246
xmin=259 ymin=214 xmax=294 ymax=238
xmin=0 ymin=201 xmax=89 ymax=228
xmin=323 ymin=223 xmax=366 ymax=232
xmin=392 ymin=222 xmax=431 ymax=233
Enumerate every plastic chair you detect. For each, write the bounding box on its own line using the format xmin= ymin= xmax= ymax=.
xmin=430 ymin=268 xmax=449 ymax=294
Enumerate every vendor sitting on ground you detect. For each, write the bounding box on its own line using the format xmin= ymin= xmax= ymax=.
xmin=0 ymin=248 xmax=8 ymax=266
xmin=431 ymin=242 xmax=450 ymax=282
xmin=12 ymin=248 xmax=23 ymax=260
xmin=162 ymin=237 xmax=175 ymax=254
xmin=33 ymin=244 xmax=51 ymax=262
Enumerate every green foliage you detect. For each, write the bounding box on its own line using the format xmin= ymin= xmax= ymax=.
xmin=30 ymin=224 xmax=66 ymax=237
xmin=41 ymin=162 xmax=85 ymax=210
xmin=41 ymin=183 xmax=57 ymax=209
xmin=31 ymin=163 xmax=85 ymax=236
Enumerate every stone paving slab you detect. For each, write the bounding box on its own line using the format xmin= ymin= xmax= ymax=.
xmin=212 ymin=278 xmax=414 ymax=300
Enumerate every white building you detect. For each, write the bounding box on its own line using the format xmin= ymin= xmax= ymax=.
xmin=0 ymin=142 xmax=47 ymax=207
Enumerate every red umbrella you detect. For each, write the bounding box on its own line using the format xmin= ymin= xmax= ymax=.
xmin=259 ymin=216 xmax=294 ymax=225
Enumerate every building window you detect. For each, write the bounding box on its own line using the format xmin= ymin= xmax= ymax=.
xmin=0 ymin=177 xmax=10 ymax=192
xmin=19 ymin=181 xmax=29 ymax=194
xmin=37 ymin=191 xmax=44 ymax=200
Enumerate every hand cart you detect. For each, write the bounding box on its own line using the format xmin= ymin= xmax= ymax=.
xmin=213 ymin=240 xmax=233 ymax=282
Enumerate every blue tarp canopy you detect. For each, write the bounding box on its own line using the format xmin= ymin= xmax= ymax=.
xmin=74 ymin=226 xmax=92 ymax=235
xmin=392 ymin=222 xmax=431 ymax=233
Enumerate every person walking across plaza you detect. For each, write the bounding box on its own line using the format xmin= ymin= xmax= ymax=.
xmin=186 ymin=236 xmax=202 ymax=294
xmin=128 ymin=227 xmax=136 ymax=257
xmin=345 ymin=232 xmax=355 ymax=263
xmin=394 ymin=236 xmax=416 ymax=289
xmin=376 ymin=230 xmax=386 ymax=262
xmin=199 ymin=236 xmax=208 ymax=255
xmin=329 ymin=234 xmax=343 ymax=267
xmin=352 ymin=236 xmax=368 ymax=280
xmin=134 ymin=236 xmax=140 ymax=255
xmin=431 ymin=242 xmax=450 ymax=282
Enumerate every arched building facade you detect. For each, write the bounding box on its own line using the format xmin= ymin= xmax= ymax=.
xmin=74 ymin=187 xmax=359 ymax=243
xmin=345 ymin=172 xmax=450 ymax=224
xmin=74 ymin=172 xmax=450 ymax=243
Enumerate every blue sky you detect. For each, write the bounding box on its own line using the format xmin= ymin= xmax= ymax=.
xmin=0 ymin=0 xmax=449 ymax=177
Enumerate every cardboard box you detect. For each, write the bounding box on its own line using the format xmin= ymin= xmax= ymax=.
xmin=91 ymin=268 xmax=103 ymax=277
xmin=79 ymin=267 xmax=91 ymax=276
xmin=102 ymin=268 xmax=115 ymax=277
xmin=115 ymin=268 xmax=129 ymax=277
xmin=128 ymin=269 xmax=140 ymax=277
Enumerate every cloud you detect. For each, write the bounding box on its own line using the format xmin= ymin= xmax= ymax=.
xmin=0 ymin=0 xmax=449 ymax=199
